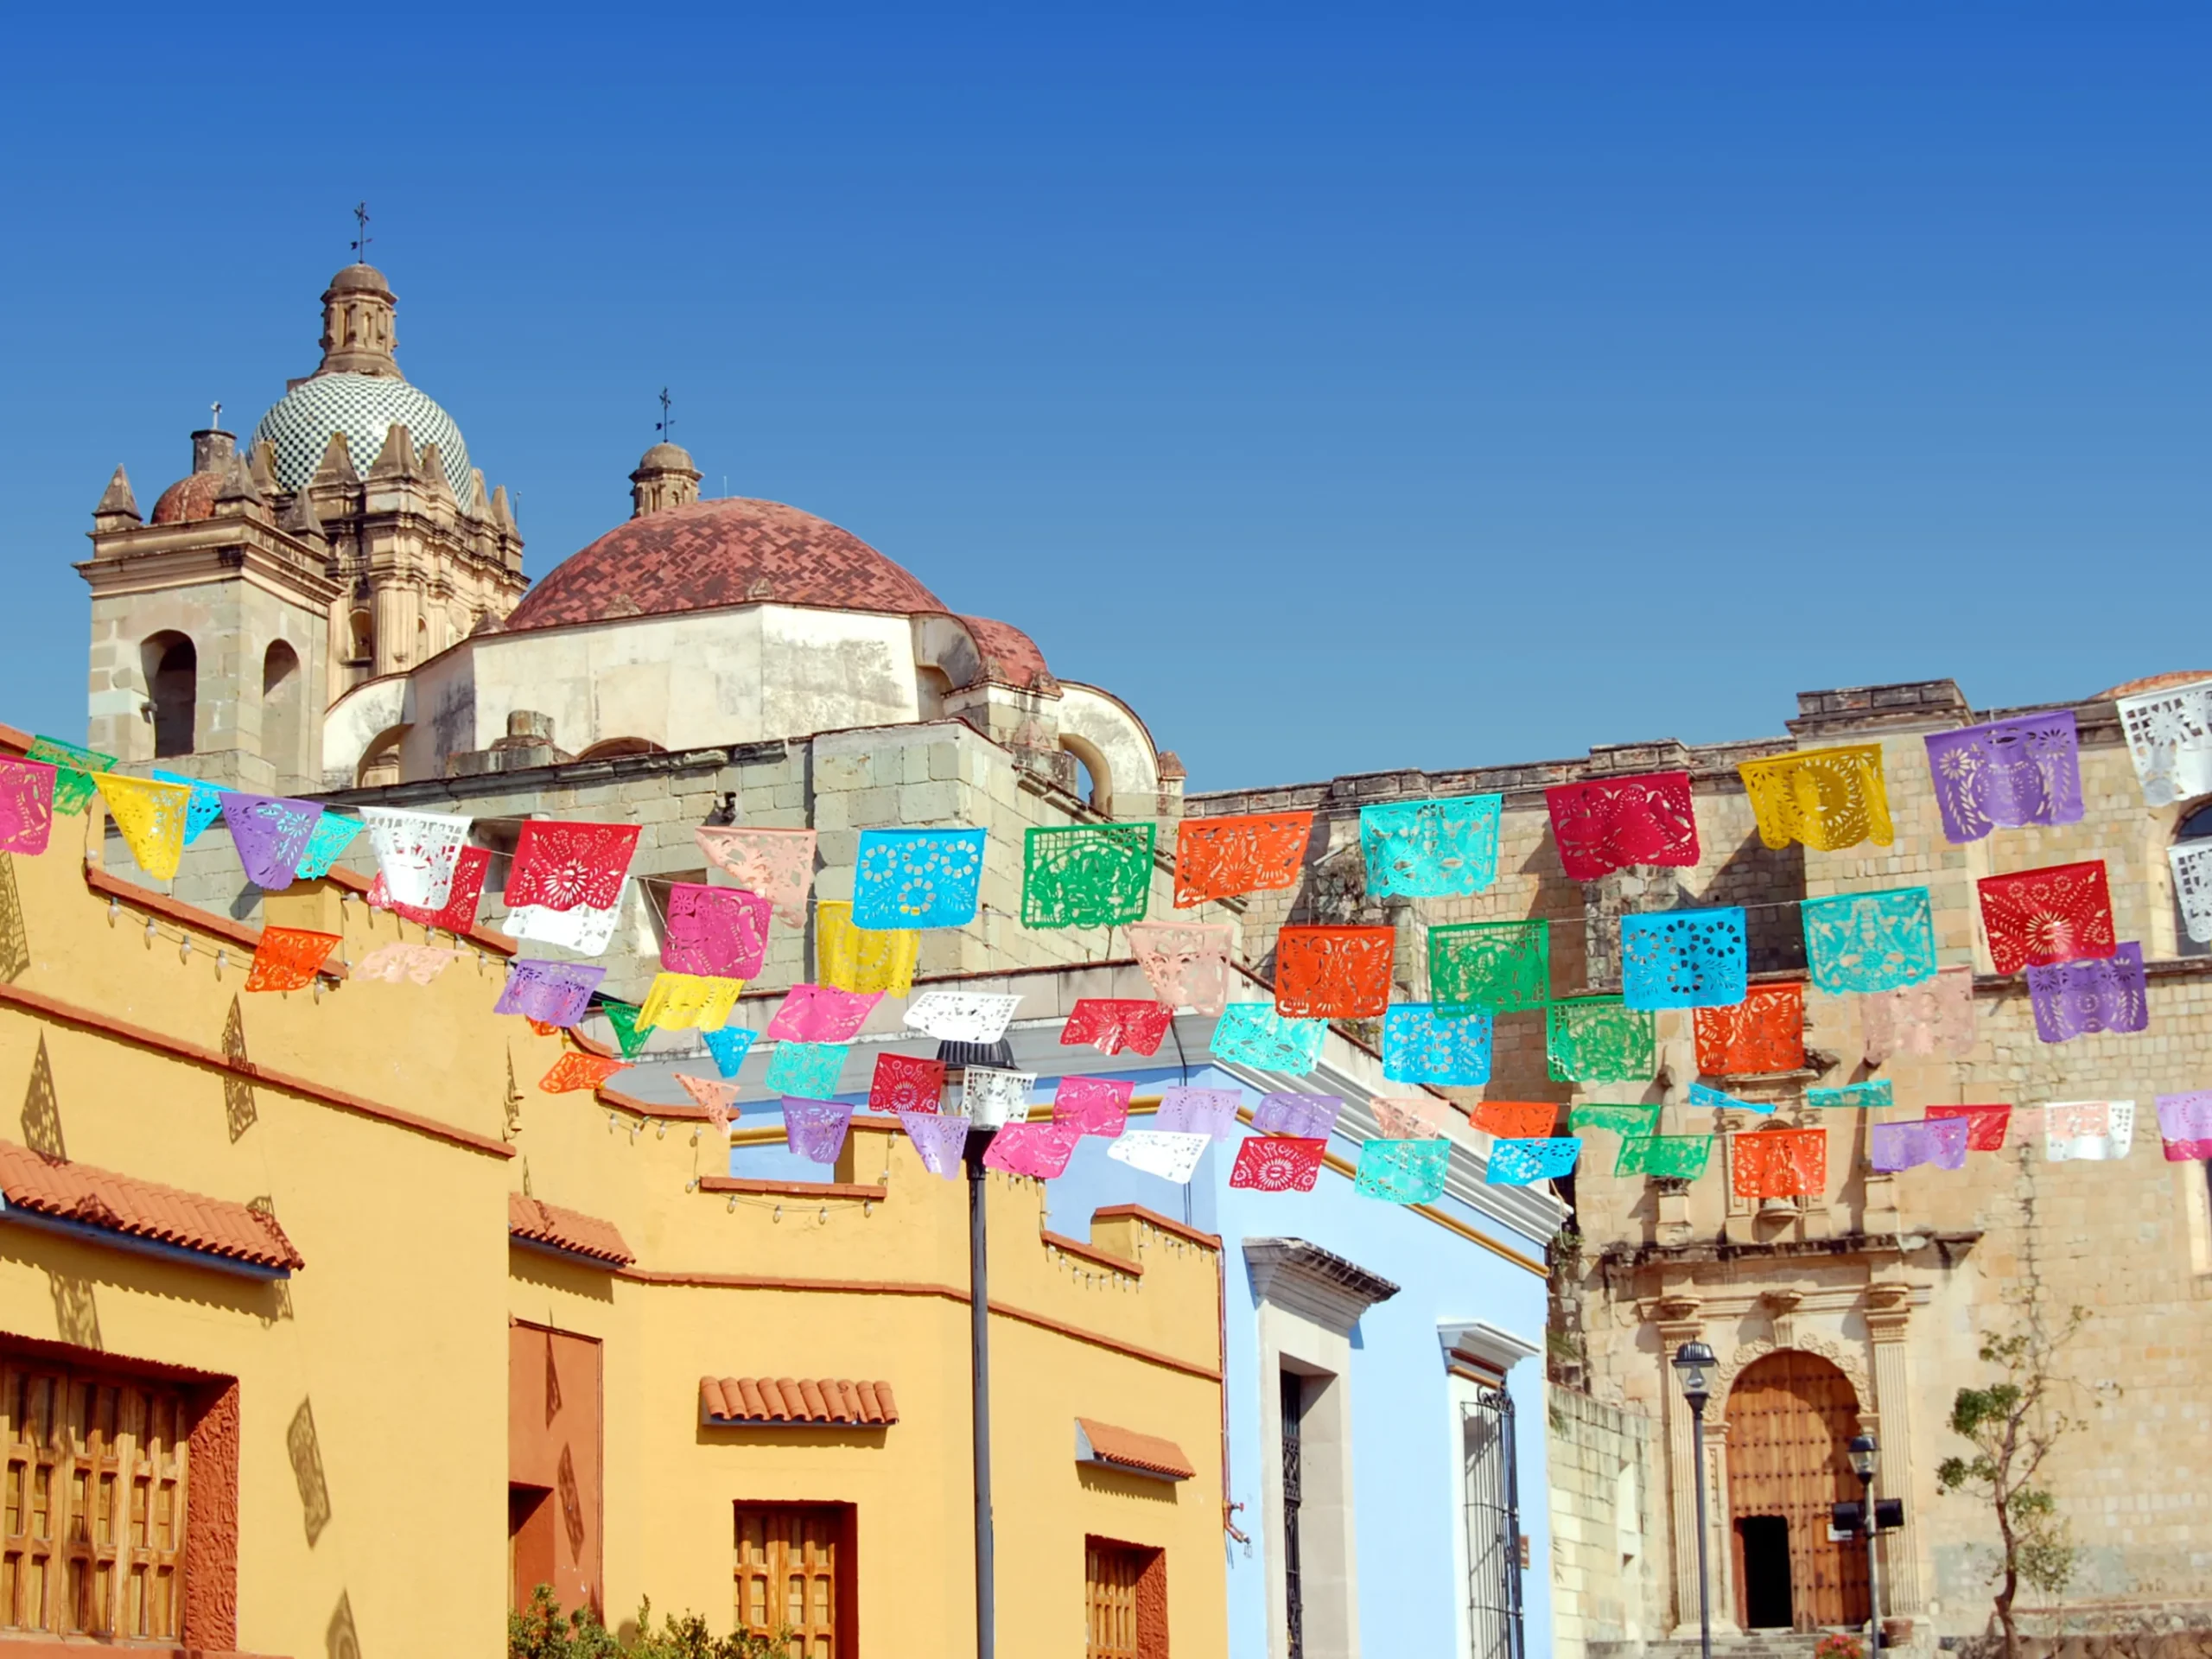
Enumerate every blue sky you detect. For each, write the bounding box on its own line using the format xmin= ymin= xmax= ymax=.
xmin=3 ymin=4 xmax=2204 ymax=791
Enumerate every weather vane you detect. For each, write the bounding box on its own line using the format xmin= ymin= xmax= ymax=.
xmin=656 ymin=387 xmax=673 ymax=443
xmin=351 ymin=202 xmax=372 ymax=264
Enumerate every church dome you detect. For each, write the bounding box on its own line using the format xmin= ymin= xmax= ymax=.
xmin=150 ymin=470 xmax=224 ymax=525
xmin=249 ymin=372 xmax=475 ymax=506
xmin=504 ymin=497 xmax=945 ymax=632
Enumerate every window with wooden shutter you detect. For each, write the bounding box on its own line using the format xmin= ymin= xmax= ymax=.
xmin=0 ymin=1357 xmax=188 ymax=1640
xmin=1085 ymin=1536 xmax=1166 ymax=1659
xmin=733 ymin=1504 xmax=847 ymax=1659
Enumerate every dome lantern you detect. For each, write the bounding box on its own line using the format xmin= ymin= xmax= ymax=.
xmin=630 ymin=442 xmax=702 ymax=519
xmin=318 ymin=264 xmax=400 ymax=378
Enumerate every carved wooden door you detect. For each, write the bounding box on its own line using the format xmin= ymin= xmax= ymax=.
xmin=1724 ymin=1351 xmax=1868 ymax=1631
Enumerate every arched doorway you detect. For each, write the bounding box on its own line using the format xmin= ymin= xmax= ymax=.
xmin=1725 ymin=1351 xmax=1869 ymax=1632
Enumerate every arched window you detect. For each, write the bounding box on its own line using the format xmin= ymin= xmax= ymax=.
xmin=2172 ymin=799 xmax=2212 ymax=960
xmin=141 ymin=632 xmax=196 ymax=758
xmin=263 ymin=640 xmax=302 ymax=784
xmin=346 ymin=611 xmax=374 ymax=665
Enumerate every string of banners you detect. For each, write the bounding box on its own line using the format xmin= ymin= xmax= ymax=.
xmin=13 ymin=675 xmax=2208 ymax=1200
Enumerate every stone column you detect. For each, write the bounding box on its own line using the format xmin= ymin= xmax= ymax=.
xmin=1866 ymin=1280 xmax=1924 ymax=1615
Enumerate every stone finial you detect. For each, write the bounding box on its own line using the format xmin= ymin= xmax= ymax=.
xmin=278 ymin=482 xmax=327 ymax=544
xmin=92 ymin=465 xmax=140 ymax=530
xmin=190 ymin=429 xmax=237 ymax=474
xmin=468 ymin=469 xmax=491 ymax=520
xmin=630 ymin=442 xmax=702 ymax=518
xmin=418 ymin=443 xmax=456 ymax=505
xmin=367 ymin=423 xmax=419 ymax=482
xmin=316 ymin=264 xmax=401 ymax=378
xmin=490 ymin=485 xmax=515 ymax=531
xmin=246 ymin=440 xmax=280 ymax=497
xmin=213 ymin=453 xmax=264 ymax=513
xmin=312 ymin=429 xmax=359 ymax=487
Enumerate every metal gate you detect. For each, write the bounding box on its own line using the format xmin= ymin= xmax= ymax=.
xmin=1462 ymin=1387 xmax=1525 ymax=1659
xmin=1281 ymin=1371 xmax=1304 ymax=1659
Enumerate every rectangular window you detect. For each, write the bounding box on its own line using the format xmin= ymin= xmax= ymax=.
xmin=1281 ymin=1370 xmax=1305 ymax=1659
xmin=1462 ymin=1386 xmax=1525 ymax=1659
xmin=0 ymin=1357 xmax=188 ymax=1640
xmin=734 ymin=1504 xmax=850 ymax=1659
xmin=1085 ymin=1536 xmax=1166 ymax=1659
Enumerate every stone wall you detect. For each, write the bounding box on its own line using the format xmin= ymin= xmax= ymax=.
xmin=1548 ymin=1387 xmax=1659 ymax=1658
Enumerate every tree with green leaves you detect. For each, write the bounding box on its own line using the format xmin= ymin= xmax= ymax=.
xmin=508 ymin=1587 xmax=792 ymax=1659
xmin=1934 ymin=1305 xmax=2098 ymax=1659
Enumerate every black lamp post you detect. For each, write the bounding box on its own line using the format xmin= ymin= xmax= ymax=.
xmin=1672 ymin=1341 xmax=1716 ymax=1659
xmin=1849 ymin=1432 xmax=1882 ymax=1653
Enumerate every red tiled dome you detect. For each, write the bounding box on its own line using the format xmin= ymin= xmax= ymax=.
xmin=505 ymin=498 xmax=946 ymax=631
xmin=150 ymin=471 xmax=223 ymax=525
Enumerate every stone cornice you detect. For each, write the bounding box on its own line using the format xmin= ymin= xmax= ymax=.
xmin=77 ymin=527 xmax=343 ymax=607
xmin=1243 ymin=1236 xmax=1400 ymax=1333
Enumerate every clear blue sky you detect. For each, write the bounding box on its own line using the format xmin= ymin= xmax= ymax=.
xmin=3 ymin=4 xmax=2204 ymax=791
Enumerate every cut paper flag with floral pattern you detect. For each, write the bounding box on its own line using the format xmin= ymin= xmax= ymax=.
xmin=0 ymin=758 xmax=55 ymax=855
xmin=1108 ymin=1130 xmax=1211 ymax=1184
xmin=764 ymin=984 xmax=879 ymax=1045
xmin=2028 ymin=943 xmax=2148 ymax=1043
xmin=94 ymin=773 xmax=191 ymax=880
xmin=1359 ymin=1135 xmax=1453 ymax=1200
xmin=1474 ymin=1101 xmax=1557 ymax=1140
xmin=1358 ymin=793 xmax=1502 ymax=899
xmin=676 ymin=1074 xmax=744 ymax=1135
xmin=1210 ymin=1001 xmax=1325 ymax=1076
xmin=1620 ymin=906 xmax=1747 ymax=1010
xmin=1978 ymin=861 xmax=2116 ymax=973
xmin=2044 ymin=1099 xmax=2135 ymax=1162
xmin=903 ymin=1111 xmax=971 ymax=1179
xmin=1484 ymin=1137 xmax=1577 ymax=1188
xmin=1569 ymin=1101 xmax=1662 ymax=1136
xmin=1694 ymin=983 xmax=1804 ymax=1077
xmin=293 ymin=814 xmax=360 ymax=881
xmin=984 ymin=1123 xmax=1083 ymax=1179
xmin=1808 ymin=1080 xmax=1892 ymax=1111
xmin=2154 ymin=1092 xmax=2212 ymax=1161
xmin=853 ymin=827 xmax=986 ymax=930
xmin=1157 ymin=1088 xmax=1241 ymax=1139
xmin=960 ymin=1067 xmax=1036 ymax=1130
xmin=504 ymin=881 xmax=629 ymax=955
xmin=1688 ymin=1082 xmax=1774 ymax=1117
xmin=222 ymin=792 xmax=322 ymax=888
xmin=360 ymin=807 xmax=473 ymax=910
xmin=783 ymin=1100 xmax=855 ymax=1166
xmin=1022 ymin=823 xmax=1155 ymax=929
xmin=1546 ymin=997 xmax=1656 ymax=1084
xmin=1371 ymin=1096 xmax=1449 ymax=1140
xmin=372 ymin=845 xmax=490 ymax=934
xmin=1859 ymin=966 xmax=1975 ymax=1065
xmin=661 ymin=883 xmax=772 ymax=979
xmin=601 ymin=1001 xmax=650 ymax=1058
xmin=1544 ymin=771 xmax=1699 ymax=881
xmin=1053 ymin=1077 xmax=1135 ymax=1137
xmin=2115 ymin=679 xmax=2212 ymax=807
xmin=244 ymin=926 xmax=339 ymax=993
xmin=1254 ymin=1093 xmax=1341 ymax=1140
xmin=1616 ymin=1135 xmax=1715 ymax=1179
xmin=1731 ymin=1128 xmax=1827 ymax=1200
xmin=815 ymin=900 xmax=918 ymax=996
xmin=764 ymin=1042 xmax=848 ymax=1099
xmin=1173 ymin=810 xmax=1313 ymax=907
xmin=2172 ymin=842 xmax=2212 ymax=948
xmin=353 ymin=941 xmax=459 ymax=984
xmin=1127 ymin=922 xmax=1233 ymax=1016
xmin=152 ymin=769 xmax=226 ymax=845
xmin=26 ymin=737 xmax=112 ymax=816
xmin=1274 ymin=925 xmax=1395 ymax=1019
xmin=1738 ymin=744 xmax=1893 ymax=853
xmin=1925 ymin=712 xmax=2084 ymax=842
xmin=1871 ymin=1116 xmax=1971 ymax=1173
xmin=1381 ymin=1003 xmax=1492 ymax=1085
xmin=903 ymin=990 xmax=1022 ymax=1044
xmin=1232 ymin=1136 xmax=1327 ymax=1192
xmin=696 ymin=826 xmax=817 ymax=919
xmin=700 ymin=1024 xmax=758 ymax=1078
xmin=1061 ymin=999 xmax=1173 ymax=1057
xmin=639 ymin=973 xmax=744 ymax=1033
xmin=1924 ymin=1103 xmax=2012 ymax=1152
xmin=1429 ymin=918 xmax=1550 ymax=1014
xmin=507 ymin=821 xmax=639 ymax=912
xmin=1802 ymin=887 xmax=1937 ymax=995
xmin=540 ymin=1053 xmax=629 ymax=1095
xmin=871 ymin=1053 xmax=947 ymax=1115
xmin=494 ymin=960 xmax=607 ymax=1027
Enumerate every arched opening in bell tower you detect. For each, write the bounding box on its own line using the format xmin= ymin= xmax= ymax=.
xmin=141 ymin=632 xmax=197 ymax=759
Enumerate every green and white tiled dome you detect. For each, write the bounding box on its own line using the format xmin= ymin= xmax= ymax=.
xmin=250 ymin=372 xmax=475 ymax=508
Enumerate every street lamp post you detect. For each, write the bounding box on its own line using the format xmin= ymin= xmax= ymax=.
xmin=1672 ymin=1342 xmax=1716 ymax=1659
xmin=1849 ymin=1433 xmax=1882 ymax=1654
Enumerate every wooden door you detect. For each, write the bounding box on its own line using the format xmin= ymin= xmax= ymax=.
xmin=1724 ymin=1351 xmax=1867 ymax=1631
xmin=1087 ymin=1541 xmax=1142 ymax=1659
xmin=734 ymin=1507 xmax=840 ymax=1658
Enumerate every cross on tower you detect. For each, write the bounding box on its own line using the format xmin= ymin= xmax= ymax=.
xmin=209 ymin=401 xmax=222 ymax=430
xmin=656 ymin=387 xmax=673 ymax=442
xmin=351 ymin=202 xmax=372 ymax=264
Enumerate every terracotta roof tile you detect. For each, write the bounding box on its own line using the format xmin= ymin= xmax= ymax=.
xmin=1075 ymin=1417 xmax=1195 ymax=1481
xmin=149 ymin=470 xmax=223 ymax=525
xmin=700 ymin=1375 xmax=899 ymax=1427
xmin=0 ymin=1140 xmax=302 ymax=1272
xmin=507 ymin=1192 xmax=634 ymax=1267
xmin=956 ymin=614 xmax=1052 ymax=690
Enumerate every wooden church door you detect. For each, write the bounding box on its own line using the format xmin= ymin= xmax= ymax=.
xmin=1724 ymin=1351 xmax=1870 ymax=1632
